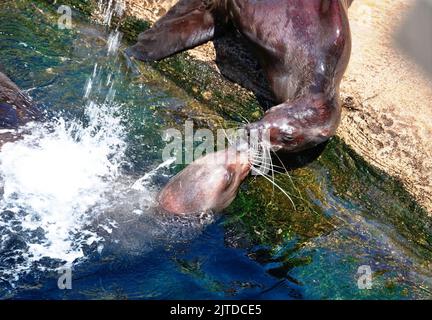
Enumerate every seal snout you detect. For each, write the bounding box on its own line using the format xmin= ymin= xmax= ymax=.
xmin=245 ymin=120 xmax=280 ymax=149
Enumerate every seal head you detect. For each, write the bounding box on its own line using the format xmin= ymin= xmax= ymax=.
xmin=246 ymin=94 xmax=340 ymax=152
xmin=158 ymin=148 xmax=250 ymax=215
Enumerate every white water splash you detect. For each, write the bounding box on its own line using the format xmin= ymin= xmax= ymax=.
xmin=107 ymin=30 xmax=123 ymax=55
xmin=0 ymin=100 xmax=126 ymax=270
xmin=131 ymin=157 xmax=176 ymax=192
xmin=126 ymin=157 xmax=176 ymax=212
xmin=0 ymin=0 xmax=184 ymax=287
xmin=97 ymin=0 xmax=125 ymax=27
xmin=98 ymin=0 xmax=125 ymax=57
xmin=84 ymin=64 xmax=98 ymax=99
xmin=0 ymin=10 xmax=129 ymax=283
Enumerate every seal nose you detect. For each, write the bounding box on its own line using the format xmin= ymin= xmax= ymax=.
xmin=231 ymin=150 xmax=251 ymax=179
xmin=239 ymin=162 xmax=251 ymax=180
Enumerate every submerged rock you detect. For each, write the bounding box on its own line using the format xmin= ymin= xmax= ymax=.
xmin=0 ymin=71 xmax=38 ymax=127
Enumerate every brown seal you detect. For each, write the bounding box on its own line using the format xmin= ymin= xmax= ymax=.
xmin=126 ymin=0 xmax=352 ymax=153
xmin=127 ymin=0 xmax=353 ymax=214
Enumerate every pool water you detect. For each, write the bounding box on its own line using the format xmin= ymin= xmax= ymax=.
xmin=0 ymin=0 xmax=432 ymax=300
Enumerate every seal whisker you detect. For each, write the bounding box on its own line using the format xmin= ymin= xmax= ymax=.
xmin=236 ymin=113 xmax=251 ymax=125
xmin=270 ymin=149 xmax=306 ymax=202
xmin=266 ymin=145 xmax=276 ymax=194
xmin=250 ymin=159 xmax=287 ymax=171
xmin=251 ymin=164 xmax=296 ymax=209
xmin=249 ymin=160 xmax=286 ymax=175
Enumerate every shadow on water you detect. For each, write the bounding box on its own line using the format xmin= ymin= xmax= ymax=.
xmin=0 ymin=0 xmax=432 ymax=300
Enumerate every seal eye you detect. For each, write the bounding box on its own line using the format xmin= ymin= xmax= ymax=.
xmin=281 ymin=135 xmax=294 ymax=143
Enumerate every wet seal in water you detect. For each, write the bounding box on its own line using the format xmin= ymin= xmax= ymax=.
xmin=126 ymin=0 xmax=353 ymax=214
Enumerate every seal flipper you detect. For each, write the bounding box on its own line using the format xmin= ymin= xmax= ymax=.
xmin=126 ymin=0 xmax=216 ymax=61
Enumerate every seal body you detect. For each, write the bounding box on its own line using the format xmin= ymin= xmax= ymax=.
xmin=127 ymin=0 xmax=352 ymax=153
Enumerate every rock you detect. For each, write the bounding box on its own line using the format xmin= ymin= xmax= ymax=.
xmin=0 ymin=71 xmax=37 ymax=126
xmin=0 ymin=71 xmax=39 ymax=146
xmin=339 ymin=0 xmax=432 ymax=214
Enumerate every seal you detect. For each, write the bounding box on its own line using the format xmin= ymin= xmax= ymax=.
xmin=158 ymin=147 xmax=250 ymax=215
xmin=128 ymin=0 xmax=353 ymax=214
xmin=126 ymin=0 xmax=353 ymax=153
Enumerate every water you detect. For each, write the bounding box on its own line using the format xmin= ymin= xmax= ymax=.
xmin=0 ymin=0 xmax=432 ymax=299
xmin=0 ymin=0 xmax=186 ymax=293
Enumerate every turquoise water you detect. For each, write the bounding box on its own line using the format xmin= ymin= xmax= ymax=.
xmin=0 ymin=0 xmax=432 ymax=300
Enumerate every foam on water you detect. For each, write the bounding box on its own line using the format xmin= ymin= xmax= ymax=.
xmin=0 ymin=0 xmax=191 ymax=287
xmin=0 ymin=98 xmax=127 ymax=280
xmin=0 ymin=1 xmax=130 ymax=282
